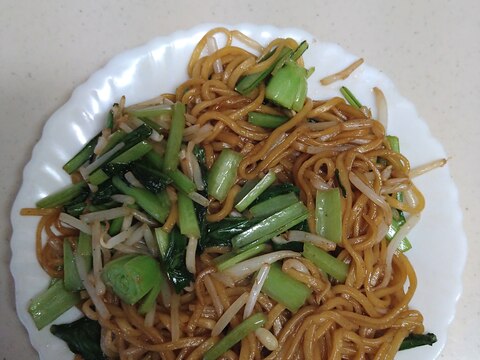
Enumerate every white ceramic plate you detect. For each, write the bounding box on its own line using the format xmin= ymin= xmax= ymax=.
xmin=10 ymin=23 xmax=466 ymax=359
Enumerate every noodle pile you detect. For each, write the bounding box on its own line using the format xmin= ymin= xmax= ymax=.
xmin=25 ymin=28 xmax=438 ymax=360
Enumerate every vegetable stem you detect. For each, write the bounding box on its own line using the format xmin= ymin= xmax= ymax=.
xmin=399 ymin=333 xmax=437 ymax=350
xmin=315 ymin=188 xmax=342 ymax=243
xmin=203 ymin=313 xmax=267 ymax=360
xmin=28 ymin=279 xmax=81 ymax=330
xmin=36 ymin=181 xmax=88 ymax=208
xmin=163 ymin=103 xmax=186 ymax=173
xmin=101 ymin=254 xmax=163 ymax=304
xmin=340 ymin=86 xmax=362 ymax=109
xmin=235 ymin=171 xmax=276 ymax=212
xmin=303 ymin=242 xmax=348 ymax=282
xmin=249 ymin=192 xmax=299 ymax=218
xmin=112 ymin=176 xmax=170 ymax=223
xmin=231 ymin=201 xmax=309 ymax=249
xmin=261 ymin=262 xmax=311 ymax=312
xmin=63 ymin=240 xmax=84 ymax=291
xmin=247 ymin=112 xmax=289 ymax=128
xmin=178 ymin=192 xmax=201 ymax=238
xmin=63 ymin=132 xmax=101 ymax=174
xmin=266 ymin=61 xmax=307 ymax=111
xmin=207 ymin=149 xmax=242 ymax=202
xmin=215 ymin=243 xmax=268 ymax=271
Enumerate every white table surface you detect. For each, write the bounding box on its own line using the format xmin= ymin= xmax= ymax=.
xmin=1 ymin=0 xmax=479 ymax=359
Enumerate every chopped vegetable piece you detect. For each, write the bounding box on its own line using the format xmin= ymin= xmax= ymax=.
xmin=315 ymin=188 xmax=342 ymax=243
xmin=399 ymin=333 xmax=437 ymax=350
xmin=106 ymin=109 xmax=114 ymax=129
xmin=385 ymin=135 xmax=411 ymax=251
xmin=261 ymin=262 xmax=311 ymax=312
xmin=145 ymin=150 xmax=198 ymax=195
xmin=340 ymin=86 xmax=362 ymax=109
xmin=164 ymin=228 xmax=194 ymax=293
xmin=249 ymin=192 xmax=299 ymax=218
xmin=247 ymin=112 xmax=289 ymax=128
xmin=108 ymin=217 xmax=123 ymax=236
xmin=291 ymin=40 xmax=309 ymax=61
xmin=130 ymin=162 xmax=172 ymax=194
xmin=235 ymin=47 xmax=292 ymax=95
xmin=207 ymin=149 xmax=242 ymax=202
xmin=231 ymin=202 xmax=309 ymax=249
xmin=28 ymin=279 xmax=81 ymax=330
xmin=203 ymin=313 xmax=267 ymax=360
xmin=138 ymin=278 xmax=162 ymax=315
xmin=50 ymin=317 xmax=106 ymax=360
xmin=105 ymin=141 xmax=152 ymax=166
xmin=63 ymin=132 xmax=101 ymax=174
xmin=387 ymin=217 xmax=412 ymax=252
xmin=101 ymin=254 xmax=163 ymax=304
xmin=266 ymin=60 xmax=307 ymax=111
xmin=215 ymin=243 xmax=268 ymax=271
xmin=163 ymin=102 xmax=186 ymax=172
xmin=178 ymin=192 xmax=201 ymax=238
xmin=272 ymin=240 xmax=304 ymax=252
xmin=235 ymin=171 xmax=276 ymax=212
xmin=387 ymin=135 xmax=400 ymax=153
xmin=155 ymin=227 xmax=169 ymax=259
xmin=63 ymin=240 xmax=83 ymax=291
xmin=138 ymin=116 xmax=163 ymax=133
xmin=36 ymin=181 xmax=88 ymax=208
xmin=129 ymin=105 xmax=172 ymax=118
xmin=99 ymin=129 xmax=126 ymax=156
xmin=89 ymin=181 xmax=116 ymax=206
xmin=112 ymin=176 xmax=170 ymax=223
xmin=303 ymin=243 xmax=348 ymax=282
xmin=77 ymin=232 xmax=93 ymax=271
xmin=201 ymin=217 xmax=262 ymax=250
xmin=252 ymin=182 xmax=300 ymax=206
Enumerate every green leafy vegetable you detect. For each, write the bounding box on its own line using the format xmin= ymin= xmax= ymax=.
xmin=164 ymin=228 xmax=194 ymax=293
xmin=266 ymin=60 xmax=308 ymax=111
xmin=251 ymin=182 xmax=300 ymax=206
xmin=36 ymin=181 xmax=89 ymax=208
xmin=200 ymin=217 xmax=262 ymax=250
xmin=399 ymin=333 xmax=437 ymax=350
xmin=315 ymin=188 xmax=342 ymax=243
xmin=101 ymin=254 xmax=163 ymax=304
xmin=28 ymin=279 xmax=81 ymax=330
xmin=112 ymin=176 xmax=170 ymax=224
xmin=303 ymin=242 xmax=349 ymax=282
xmin=203 ymin=313 xmax=267 ymax=360
xmin=247 ymin=112 xmax=289 ymax=128
xmin=208 ymin=149 xmax=242 ymax=202
xmin=62 ymin=132 xmax=101 ymax=174
xmin=262 ymin=262 xmax=311 ymax=312
xmin=130 ymin=162 xmax=172 ymax=194
xmin=163 ymin=102 xmax=186 ymax=172
xmin=340 ymin=86 xmax=362 ymax=109
xmin=50 ymin=317 xmax=106 ymax=360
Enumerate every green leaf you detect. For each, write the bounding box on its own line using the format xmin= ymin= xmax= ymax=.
xmin=50 ymin=317 xmax=106 ymax=360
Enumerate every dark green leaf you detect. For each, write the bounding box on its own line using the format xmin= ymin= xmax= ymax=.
xmin=130 ymin=162 xmax=172 ymax=194
xmin=164 ymin=227 xmax=194 ymax=293
xmin=91 ymin=180 xmax=118 ymax=205
xmin=399 ymin=333 xmax=437 ymax=351
xmin=50 ymin=317 xmax=106 ymax=360
xmin=193 ymin=145 xmax=208 ymax=190
xmin=251 ymin=183 xmax=300 ymax=206
xmin=272 ymin=241 xmax=304 ymax=252
xmin=201 ymin=218 xmax=262 ymax=250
